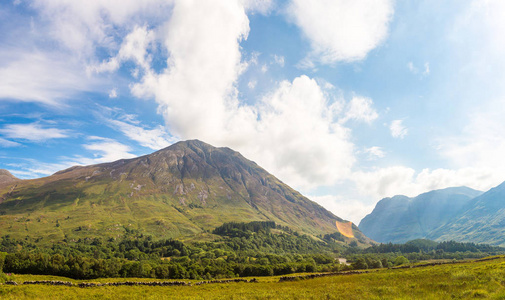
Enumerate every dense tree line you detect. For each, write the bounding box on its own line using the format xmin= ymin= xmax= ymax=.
xmin=0 ymin=222 xmax=343 ymax=280
xmin=1 ymin=222 xmax=503 ymax=279
xmin=362 ymin=240 xmax=504 ymax=255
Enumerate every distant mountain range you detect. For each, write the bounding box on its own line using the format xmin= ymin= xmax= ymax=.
xmin=359 ymin=183 xmax=505 ymax=246
xmin=0 ymin=140 xmax=369 ymax=245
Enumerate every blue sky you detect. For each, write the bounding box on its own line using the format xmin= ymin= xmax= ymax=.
xmin=1 ymin=0 xmax=505 ymax=223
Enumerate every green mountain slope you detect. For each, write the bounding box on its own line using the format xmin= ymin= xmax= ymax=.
xmin=0 ymin=140 xmax=368 ymax=244
xmin=427 ymin=182 xmax=505 ymax=246
xmin=358 ymin=187 xmax=482 ymax=243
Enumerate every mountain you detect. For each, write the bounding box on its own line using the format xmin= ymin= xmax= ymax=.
xmin=358 ymin=187 xmax=482 ymax=243
xmin=0 ymin=140 xmax=369 ymax=245
xmin=427 ymin=182 xmax=505 ymax=246
xmin=0 ymin=169 xmax=20 ymax=187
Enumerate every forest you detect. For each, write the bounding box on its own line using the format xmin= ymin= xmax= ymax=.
xmin=1 ymin=221 xmax=503 ymax=281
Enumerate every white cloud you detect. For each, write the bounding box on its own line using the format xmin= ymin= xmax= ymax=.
xmin=309 ymin=194 xmax=375 ymax=224
xmin=126 ymin=1 xmax=366 ymax=190
xmin=106 ymin=119 xmax=174 ymax=150
xmin=340 ymin=96 xmax=378 ymax=124
xmin=109 ymin=88 xmax=118 ymax=98
xmin=248 ymin=80 xmax=257 ymax=90
xmin=363 ymin=146 xmax=385 ymax=160
xmin=242 ymin=0 xmax=274 ymax=15
xmin=273 ymin=54 xmax=285 ymax=67
xmin=79 ymin=136 xmax=137 ymax=164
xmin=6 ymin=137 xmax=138 ymax=178
xmin=131 ymin=0 xmax=250 ymax=138
xmin=0 ymin=1 xmax=172 ymax=105
xmin=407 ymin=61 xmax=417 ymax=74
xmin=353 ymin=166 xmax=417 ymax=199
xmin=250 ymin=76 xmax=355 ymax=189
xmin=407 ymin=61 xmax=430 ymax=76
xmin=350 ymin=166 xmax=499 ymax=210
xmin=423 ymin=62 xmax=430 ymax=75
xmin=0 ymin=50 xmax=99 ymax=105
xmin=287 ymin=0 xmax=394 ymax=64
xmin=389 ymin=119 xmax=408 ymax=138
xmin=0 ymin=137 xmax=21 ymax=147
xmin=31 ymin=0 xmax=170 ymax=57
xmin=0 ymin=123 xmax=69 ymax=142
xmin=89 ymin=25 xmax=155 ymax=74
xmin=261 ymin=64 xmax=268 ymax=73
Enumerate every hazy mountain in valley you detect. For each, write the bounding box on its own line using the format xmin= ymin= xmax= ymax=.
xmin=359 ymin=187 xmax=482 ymax=243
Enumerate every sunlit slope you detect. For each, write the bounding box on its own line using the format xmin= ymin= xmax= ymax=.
xmin=0 ymin=140 xmax=368 ymax=243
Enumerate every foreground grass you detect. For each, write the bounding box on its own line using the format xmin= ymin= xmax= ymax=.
xmin=2 ymin=257 xmax=505 ymax=299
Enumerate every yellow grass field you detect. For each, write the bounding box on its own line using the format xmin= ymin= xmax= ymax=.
xmin=2 ymin=257 xmax=505 ymax=299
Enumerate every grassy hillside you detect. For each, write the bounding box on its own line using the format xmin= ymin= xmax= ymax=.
xmin=2 ymin=256 xmax=505 ymax=299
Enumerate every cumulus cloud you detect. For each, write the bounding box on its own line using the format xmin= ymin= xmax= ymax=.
xmin=389 ymin=119 xmax=408 ymax=138
xmin=287 ymin=0 xmax=394 ymax=64
xmin=242 ymin=0 xmax=274 ymax=14
xmin=89 ymin=25 xmax=156 ymax=74
xmin=350 ymin=165 xmax=499 ymax=207
xmin=126 ymin=1 xmax=381 ymax=190
xmin=309 ymin=194 xmax=375 ymax=224
xmin=131 ymin=0 xmax=250 ymax=138
xmin=250 ymin=76 xmax=355 ymax=189
xmin=0 ymin=123 xmax=69 ymax=142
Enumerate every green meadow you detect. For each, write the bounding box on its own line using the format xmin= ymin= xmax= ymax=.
xmin=2 ymin=256 xmax=505 ymax=299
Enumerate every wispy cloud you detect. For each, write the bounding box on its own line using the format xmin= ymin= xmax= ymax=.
xmin=248 ymin=80 xmax=257 ymax=89
xmin=78 ymin=136 xmax=137 ymax=165
xmin=106 ymin=119 xmax=174 ymax=150
xmin=0 ymin=123 xmax=69 ymax=142
xmin=0 ymin=137 xmax=21 ymax=147
xmin=5 ymin=137 xmax=138 ymax=178
xmin=407 ymin=61 xmax=430 ymax=76
xmin=273 ymin=54 xmax=285 ymax=67
xmin=0 ymin=50 xmax=101 ymax=105
xmin=363 ymin=146 xmax=385 ymax=160
xmin=389 ymin=120 xmax=408 ymax=139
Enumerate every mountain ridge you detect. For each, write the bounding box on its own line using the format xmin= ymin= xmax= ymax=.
xmin=0 ymin=139 xmax=370 ymax=245
xmin=359 ymin=186 xmax=482 ymax=244
xmin=427 ymin=181 xmax=505 ymax=245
